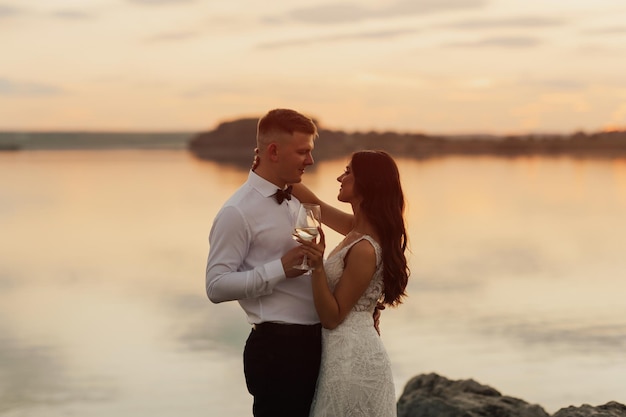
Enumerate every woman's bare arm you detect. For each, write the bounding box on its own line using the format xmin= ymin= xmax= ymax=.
xmin=300 ymin=230 xmax=377 ymax=330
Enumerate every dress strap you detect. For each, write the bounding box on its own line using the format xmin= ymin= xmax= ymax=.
xmin=346 ymin=235 xmax=382 ymax=268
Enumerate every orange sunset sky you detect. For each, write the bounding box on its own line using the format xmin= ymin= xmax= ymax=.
xmin=1 ymin=0 xmax=626 ymax=134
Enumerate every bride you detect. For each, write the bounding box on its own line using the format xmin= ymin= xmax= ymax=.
xmin=293 ymin=150 xmax=410 ymax=417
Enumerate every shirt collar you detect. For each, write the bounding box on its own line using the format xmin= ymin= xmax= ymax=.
xmin=248 ymin=170 xmax=284 ymax=198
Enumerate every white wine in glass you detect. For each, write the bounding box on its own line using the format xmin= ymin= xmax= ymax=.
xmin=294 ymin=203 xmax=321 ymax=270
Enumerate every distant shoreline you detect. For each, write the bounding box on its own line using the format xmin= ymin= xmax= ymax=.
xmin=3 ymin=124 xmax=626 ymax=167
xmin=187 ymin=118 xmax=626 ymax=167
xmin=0 ymin=131 xmax=193 ymax=151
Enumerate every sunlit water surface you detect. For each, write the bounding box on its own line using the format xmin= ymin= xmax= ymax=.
xmin=1 ymin=150 xmax=626 ymax=416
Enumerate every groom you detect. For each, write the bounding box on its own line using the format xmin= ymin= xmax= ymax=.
xmin=206 ymin=108 xmax=321 ymax=417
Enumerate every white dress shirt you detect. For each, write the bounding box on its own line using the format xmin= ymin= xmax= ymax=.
xmin=206 ymin=171 xmax=319 ymax=325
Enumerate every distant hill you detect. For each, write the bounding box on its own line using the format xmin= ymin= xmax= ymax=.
xmin=0 ymin=131 xmax=192 ymax=150
xmin=188 ymin=118 xmax=626 ymax=167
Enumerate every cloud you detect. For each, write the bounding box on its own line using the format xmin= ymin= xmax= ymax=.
xmin=286 ymin=3 xmax=373 ymax=24
xmin=0 ymin=5 xmax=93 ymax=21
xmin=145 ymin=30 xmax=200 ymax=43
xmin=0 ymin=4 xmax=22 ymax=18
xmin=278 ymin=0 xmax=487 ymax=25
xmin=510 ymin=77 xmax=586 ymax=92
xmin=0 ymin=78 xmax=64 ymax=96
xmin=442 ymin=16 xmax=566 ymax=30
xmin=180 ymin=79 xmax=256 ymax=98
xmin=384 ymin=0 xmax=489 ymax=17
xmin=583 ymin=26 xmax=626 ymax=35
xmin=127 ymin=0 xmax=196 ymax=4
xmin=445 ymin=36 xmax=542 ymax=48
xmin=257 ymin=28 xmax=419 ymax=49
xmin=49 ymin=10 xmax=94 ymax=20
xmin=533 ymin=79 xmax=585 ymax=91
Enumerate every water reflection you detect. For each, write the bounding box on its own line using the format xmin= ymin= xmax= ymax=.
xmin=165 ymin=293 xmax=249 ymax=353
xmin=0 ymin=327 xmax=117 ymax=414
xmin=479 ymin=319 xmax=626 ymax=355
xmin=1 ymin=151 xmax=626 ymax=416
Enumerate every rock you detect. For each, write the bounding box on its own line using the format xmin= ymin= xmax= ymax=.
xmin=397 ymin=373 xmax=550 ymax=417
xmin=553 ymin=402 xmax=626 ymax=417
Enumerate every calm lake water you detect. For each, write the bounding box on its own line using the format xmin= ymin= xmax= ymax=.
xmin=1 ymin=150 xmax=626 ymax=416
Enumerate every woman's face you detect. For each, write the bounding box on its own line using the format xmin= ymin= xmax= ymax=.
xmin=337 ymin=162 xmax=356 ymax=202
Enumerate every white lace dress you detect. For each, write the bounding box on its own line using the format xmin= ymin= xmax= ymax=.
xmin=309 ymin=235 xmax=397 ymax=417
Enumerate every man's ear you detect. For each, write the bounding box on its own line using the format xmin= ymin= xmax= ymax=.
xmin=268 ymin=143 xmax=279 ymax=162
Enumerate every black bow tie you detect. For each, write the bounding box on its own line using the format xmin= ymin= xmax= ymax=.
xmin=274 ymin=186 xmax=293 ymax=204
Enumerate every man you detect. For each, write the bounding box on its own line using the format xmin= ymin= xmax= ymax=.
xmin=206 ymin=108 xmax=321 ymax=417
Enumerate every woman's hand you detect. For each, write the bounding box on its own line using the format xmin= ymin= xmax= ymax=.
xmin=295 ymin=226 xmax=326 ymax=270
xmin=373 ymin=302 xmax=385 ymax=335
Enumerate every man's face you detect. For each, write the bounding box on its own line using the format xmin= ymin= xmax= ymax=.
xmin=276 ymin=131 xmax=315 ymax=185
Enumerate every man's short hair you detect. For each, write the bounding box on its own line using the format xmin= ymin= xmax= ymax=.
xmin=257 ymin=109 xmax=318 ymax=143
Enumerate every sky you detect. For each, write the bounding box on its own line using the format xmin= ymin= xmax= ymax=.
xmin=2 ymin=0 xmax=626 ymax=134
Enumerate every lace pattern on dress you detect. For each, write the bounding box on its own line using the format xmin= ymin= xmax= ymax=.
xmin=309 ymin=234 xmax=396 ymax=417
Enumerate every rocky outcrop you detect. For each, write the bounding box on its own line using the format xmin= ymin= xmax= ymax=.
xmin=553 ymin=402 xmax=626 ymax=417
xmin=397 ymin=373 xmax=549 ymax=417
xmin=398 ymin=373 xmax=626 ymax=417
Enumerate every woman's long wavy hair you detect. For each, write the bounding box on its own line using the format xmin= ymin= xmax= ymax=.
xmin=351 ymin=150 xmax=409 ymax=307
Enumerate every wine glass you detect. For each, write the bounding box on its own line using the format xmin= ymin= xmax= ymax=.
xmin=294 ymin=203 xmax=321 ymax=270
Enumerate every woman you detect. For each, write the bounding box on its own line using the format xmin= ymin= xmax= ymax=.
xmin=292 ymin=150 xmax=410 ymax=417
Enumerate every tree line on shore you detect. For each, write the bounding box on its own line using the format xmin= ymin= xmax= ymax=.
xmin=188 ymin=118 xmax=626 ymax=167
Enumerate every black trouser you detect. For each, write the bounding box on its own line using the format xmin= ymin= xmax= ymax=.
xmin=244 ymin=322 xmax=322 ymax=417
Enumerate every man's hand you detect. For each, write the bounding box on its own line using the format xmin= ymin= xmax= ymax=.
xmin=281 ymin=246 xmax=307 ymax=278
xmin=373 ymin=302 xmax=385 ymax=336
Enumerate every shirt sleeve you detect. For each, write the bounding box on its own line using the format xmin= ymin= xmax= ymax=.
xmin=205 ymin=205 xmax=286 ymax=303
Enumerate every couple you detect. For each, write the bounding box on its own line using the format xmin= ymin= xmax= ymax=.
xmin=205 ymin=108 xmax=410 ymax=417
